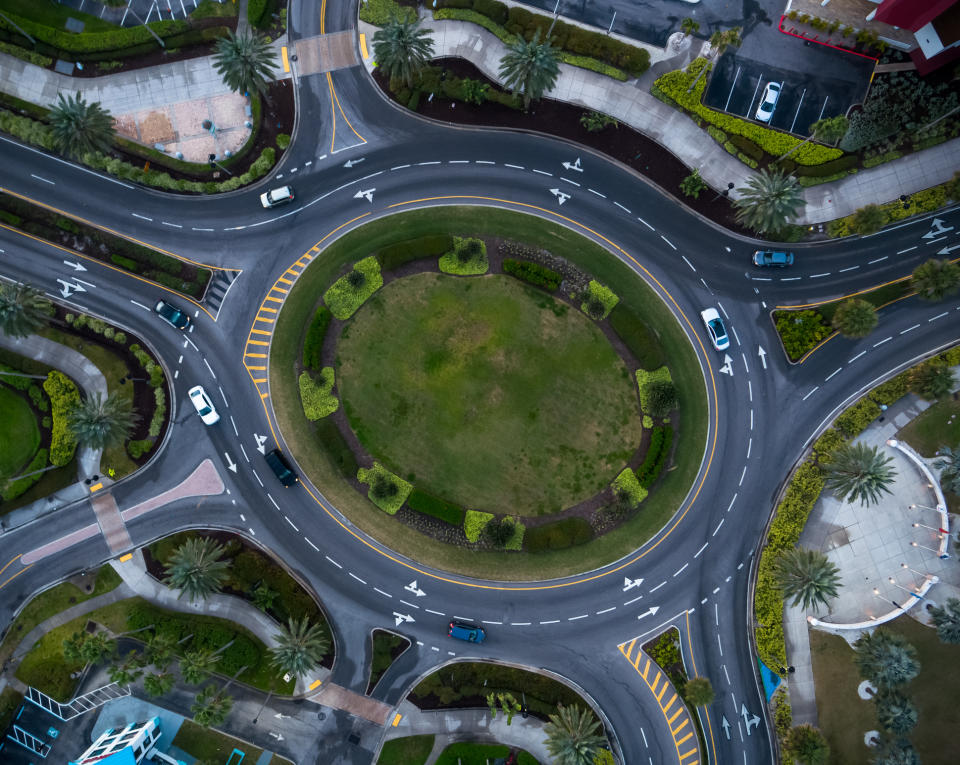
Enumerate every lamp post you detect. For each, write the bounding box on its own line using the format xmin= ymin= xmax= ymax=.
xmin=900 ymin=562 xmax=929 ymax=588
xmin=911 ymin=540 xmax=950 ymax=559
xmin=912 ymin=522 xmax=948 ymax=535
xmin=872 ymin=588 xmax=900 ymax=610
xmin=887 ymin=576 xmax=922 ymax=599
xmin=711 ymin=182 xmax=735 ymax=202
xmin=909 ymin=503 xmax=943 ymax=513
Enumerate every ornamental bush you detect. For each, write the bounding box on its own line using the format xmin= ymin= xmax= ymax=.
xmin=834 ymin=398 xmax=881 ymax=438
xmin=361 ymin=0 xmax=417 ymax=25
xmin=126 ymin=439 xmax=153 ymax=460
xmin=357 ymin=462 xmax=412 ymax=515
xmin=612 ymin=468 xmax=648 ymax=508
xmin=579 ymin=280 xmax=619 ymax=320
xmin=635 ymin=366 xmax=672 ymax=412
xmin=298 ymin=369 xmax=339 ymax=420
xmin=501 ymin=258 xmax=562 ymax=291
xmin=43 ymin=371 xmax=80 ymax=466
xmin=302 ymin=306 xmax=332 ymax=371
xmin=149 ymin=387 xmax=166 ymax=437
xmin=323 ymin=257 xmax=383 ymax=319
xmin=653 ymin=60 xmax=844 ymax=166
xmin=439 ymin=237 xmax=489 ymax=275
xmin=464 ymin=510 xmax=494 ymax=542
xmin=637 ymin=425 xmax=673 ymax=488
xmin=774 ymin=310 xmax=832 ymax=361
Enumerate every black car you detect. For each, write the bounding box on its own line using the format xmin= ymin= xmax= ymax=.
xmin=154 ymin=299 xmax=191 ymax=329
xmin=264 ymin=449 xmax=298 ymax=487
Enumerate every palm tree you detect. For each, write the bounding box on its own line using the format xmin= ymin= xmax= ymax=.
xmin=252 ymin=583 xmax=279 ymax=612
xmin=825 ymin=442 xmax=896 ymax=506
xmin=934 ymin=445 xmax=960 ymax=494
xmin=498 ymin=29 xmax=560 ymax=109
xmin=143 ymin=671 xmax=175 ymax=697
xmin=192 ymin=684 xmax=234 ymax=727
xmin=773 ymin=547 xmax=841 ymax=611
xmin=911 ymin=258 xmax=960 ymax=301
xmin=0 ymin=282 xmax=51 ymax=338
xmin=80 ymin=632 xmax=117 ymax=665
xmin=680 ymin=17 xmax=700 ymax=39
xmin=67 ymin=391 xmax=138 ymax=450
xmin=854 ymin=629 xmax=920 ymax=689
xmin=831 ymin=298 xmax=878 ymax=338
xmin=163 ymin=536 xmax=230 ymax=602
xmin=49 ymin=92 xmax=115 ymax=158
xmin=733 ymin=169 xmax=804 ymax=234
xmin=108 ymin=650 xmax=144 ymax=685
xmin=929 ymin=597 xmax=960 ymax=643
xmin=686 ymin=27 xmax=742 ymax=92
xmin=270 ymin=616 xmax=330 ymax=679
xmin=683 ymin=677 xmax=715 ymax=706
xmin=213 ymin=30 xmax=278 ymax=97
xmin=543 ymin=704 xmax=605 ymax=765
xmin=180 ymin=648 xmax=221 ymax=685
xmin=872 ymin=734 xmax=920 ymax=765
xmin=144 ymin=633 xmax=177 ymax=671
xmin=373 ymin=15 xmax=435 ymax=89
xmin=850 ymin=204 xmax=888 ymax=235
xmin=874 ymin=690 xmax=918 ymax=736
xmin=912 ymin=362 xmax=955 ymax=400
xmin=783 ymin=724 xmax=830 ymax=765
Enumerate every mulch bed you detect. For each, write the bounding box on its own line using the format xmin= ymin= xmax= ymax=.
xmin=374 ymin=58 xmax=753 ymax=235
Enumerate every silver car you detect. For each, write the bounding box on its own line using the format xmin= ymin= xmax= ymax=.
xmin=755 ymin=82 xmax=781 ymax=123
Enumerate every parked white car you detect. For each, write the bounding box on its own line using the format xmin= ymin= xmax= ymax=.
xmin=755 ymin=82 xmax=781 ymax=122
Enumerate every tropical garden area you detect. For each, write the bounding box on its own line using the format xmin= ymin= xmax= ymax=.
xmin=0 ymin=281 xmax=170 ymax=509
xmin=0 ymin=0 xmax=292 ymax=192
xmin=271 ymin=206 xmax=707 ymax=579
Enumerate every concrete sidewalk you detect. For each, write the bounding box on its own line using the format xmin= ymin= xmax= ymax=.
xmin=384 ymin=699 xmax=551 ymax=764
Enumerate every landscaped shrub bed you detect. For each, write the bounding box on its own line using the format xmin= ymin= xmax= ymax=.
xmin=298 ymin=369 xmax=338 ymax=420
xmin=636 ymin=425 xmax=673 ymax=488
xmin=323 ymin=256 xmax=384 ymax=319
xmin=580 ymin=279 xmax=619 ymax=319
xmin=653 ymin=59 xmax=844 ymax=167
xmin=302 ymin=306 xmax=332 ymax=372
xmin=42 ymin=371 xmax=79 ymax=467
xmin=827 ymin=175 xmax=960 ymax=237
xmin=407 ymin=489 xmax=466 ymax=526
xmin=358 ymin=462 xmax=413 ymax=515
xmin=377 ymin=235 xmax=455 ymax=271
xmin=502 ymin=258 xmax=562 ymax=291
xmin=0 ymin=192 xmax=212 ymax=298
xmin=612 ymin=467 xmax=647 ymax=507
xmin=438 ymin=237 xmax=489 ymax=275
xmin=464 ymin=510 xmax=494 ymax=542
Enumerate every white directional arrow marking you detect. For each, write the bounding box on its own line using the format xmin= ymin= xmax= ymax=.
xmin=561 ymin=157 xmax=583 ymax=172
xmin=721 ymin=715 xmax=731 ymax=740
xmin=937 ymin=243 xmax=960 ymax=256
xmin=63 ymin=260 xmax=87 ymax=272
xmin=343 ymin=157 xmax=365 ymax=168
xmin=254 ymin=434 xmax=268 ymax=454
xmin=636 ymin=606 xmax=660 ymax=620
xmin=550 ymin=188 xmax=571 ymax=206
xmin=405 ymin=579 xmax=426 ymax=597
xmin=393 ymin=612 xmax=415 ymax=626
xmin=268 ymin=732 xmax=284 ymax=741
xmin=757 ymin=345 xmax=767 ymax=370
xmin=741 ymin=704 xmax=761 ymax=735
xmin=622 ymin=577 xmax=644 ymax=591
xmin=274 ymin=713 xmax=290 ymax=719
xmin=224 ymin=453 xmax=237 ymax=473
xmin=57 ymin=279 xmax=87 ymax=298
xmin=354 ymin=188 xmax=375 ymax=203
xmin=922 ymin=218 xmax=953 ymax=239
xmin=719 ymin=354 xmax=734 ymax=377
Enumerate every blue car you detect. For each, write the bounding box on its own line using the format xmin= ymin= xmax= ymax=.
xmin=753 ymin=250 xmax=795 ymax=267
xmin=448 ymin=621 xmax=486 ymax=643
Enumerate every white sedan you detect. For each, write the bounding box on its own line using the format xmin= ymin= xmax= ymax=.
xmin=188 ymin=385 xmax=220 ymax=425
xmin=755 ymin=82 xmax=781 ymax=123
xmin=700 ymin=308 xmax=730 ymax=351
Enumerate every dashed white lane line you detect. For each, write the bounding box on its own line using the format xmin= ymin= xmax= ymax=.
xmin=305 ymin=537 xmax=318 ymax=551
xmin=747 ymin=380 xmax=752 ymax=402
xmin=399 ymin=599 xmax=419 ymax=609
xmin=561 ymin=177 xmax=581 ymax=187
xmin=738 ymin=466 xmax=747 ymax=486
xmin=673 ymin=563 xmax=688 ymax=577
xmin=660 ymin=235 xmax=676 ymax=250
xmin=900 ymin=324 xmax=921 ymax=334
xmin=268 ymin=495 xmax=279 ymax=510
xmin=873 ymin=336 xmax=892 ymax=347
xmin=614 ymin=202 xmax=630 ymax=213
xmin=417 ymin=160 xmax=440 ymax=166
xmin=203 ymin=357 xmax=217 ymax=379
xmin=588 ymin=188 xmax=605 ymax=197
xmin=650 ymin=581 xmax=666 ymax=593
xmin=447 ymin=160 xmax=469 ymax=164
xmin=746 ymin=437 xmax=752 ymax=459
xmin=568 ymin=614 xmax=588 ymax=621
xmin=425 ymin=608 xmax=445 ymax=616
xmin=284 ymin=515 xmax=298 ymax=531
xmin=230 ymin=416 xmax=238 ymax=437
xmin=825 ymin=367 xmax=842 ymax=381
xmin=453 ymin=615 xmax=474 ymax=622
xmin=30 ymin=173 xmax=55 ymax=185
xmin=391 ymin=164 xmax=410 ymax=170
xmin=741 ymin=352 xmax=749 ymax=373
xmin=849 ymin=350 xmax=866 ymax=362
xmin=240 ymin=444 xmax=249 ymax=462
xmin=810 ymin=272 xmax=830 ymax=278
xmin=532 ymin=169 xmax=552 ymax=176
xmin=682 ymin=255 xmax=696 ymax=272
xmin=749 ymin=410 xmax=754 ymax=430
xmin=596 ymin=606 xmax=616 ymax=615
xmin=717 ymin=302 xmax=729 ymax=319
xmin=431 ymin=646 xmax=439 ymax=652
xmin=504 ymin=163 xmax=524 ymax=169
xmin=780 ymin=276 xmax=801 ymax=281
xmin=475 ymin=160 xmax=495 ymax=165
xmin=731 ymin=326 xmax=741 ymax=347
xmin=482 ymin=620 xmax=502 ymax=625
xmin=349 ymin=572 xmax=366 ymax=584
xmin=868 ymin=256 xmax=888 ymax=264
xmin=374 ymin=587 xmax=392 ymax=598
xmin=623 ymin=595 xmax=644 ymax=606
xmin=802 ymin=386 xmax=819 ymax=401
xmin=694 ymin=543 xmax=708 ymax=558
xmin=325 ymin=556 xmax=342 ymax=568
xmin=726 ymin=494 xmax=737 ymax=513
xmin=252 ymin=470 xmax=263 ymax=487
xmin=132 ymin=213 xmax=153 ymax=221
xmin=511 ymin=622 xmax=531 ymax=626
xmin=929 ymin=311 xmax=949 ymax=322
xmin=717 ymin=633 xmax=724 ymax=656
xmin=637 ymin=217 xmax=654 ymax=231
xmin=838 ymin=265 xmax=860 ymax=273
xmin=161 ymin=221 xmax=182 ymax=228
xmin=713 ymin=518 xmax=725 ymax=536
xmin=539 ymin=619 xmax=560 ymax=624
xmin=925 ymin=236 xmax=947 ymax=245
xmin=130 ymin=300 xmax=151 ymax=311
xmin=897 ymin=246 xmax=917 ymax=254
xmin=713 ymin=587 xmax=720 ymax=594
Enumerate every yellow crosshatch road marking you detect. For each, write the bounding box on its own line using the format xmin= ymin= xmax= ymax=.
xmin=618 ymin=640 xmax=700 ymax=765
xmin=246 ymin=353 xmax=267 ymax=358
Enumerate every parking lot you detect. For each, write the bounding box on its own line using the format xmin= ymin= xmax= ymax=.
xmin=703 ymin=44 xmax=876 ymax=136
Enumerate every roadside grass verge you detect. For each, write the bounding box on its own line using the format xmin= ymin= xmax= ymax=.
xmin=172 ymin=720 xmax=264 ymax=763
xmin=270 ymin=206 xmax=707 ymax=580
xmin=377 ymin=735 xmax=434 ymax=765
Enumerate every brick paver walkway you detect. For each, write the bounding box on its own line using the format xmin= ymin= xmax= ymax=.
xmin=91 ymin=492 xmax=134 ymax=554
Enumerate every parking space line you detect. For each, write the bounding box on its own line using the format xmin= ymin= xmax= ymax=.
xmin=724 ymin=65 xmax=742 ymax=112
xmin=817 ymin=96 xmax=829 ymax=121
xmin=790 ymin=88 xmax=807 ymax=134
xmin=748 ymin=74 xmax=764 ymax=118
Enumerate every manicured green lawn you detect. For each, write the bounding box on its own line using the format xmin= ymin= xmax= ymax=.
xmin=271 ymin=207 xmax=707 ymax=580
xmin=15 ymin=620 xmax=85 ymax=701
xmin=809 ymin=618 xmax=960 ymax=765
xmin=897 ymin=398 xmax=960 ymax=457
xmin=0 ymin=687 xmax=24 ymax=734
xmin=436 ymin=743 xmax=539 ymax=764
xmin=0 ymin=385 xmax=40 ymax=476
xmin=377 ymin=735 xmax=434 ymax=765
xmin=172 ymin=720 xmax=264 ymax=763
xmin=0 ymin=565 xmax=122 ymax=666
xmin=338 ymin=274 xmax=641 ymax=515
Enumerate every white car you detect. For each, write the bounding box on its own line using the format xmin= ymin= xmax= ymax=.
xmin=755 ymin=82 xmax=781 ymax=123
xmin=700 ymin=308 xmax=730 ymax=351
xmin=188 ymin=385 xmax=220 ymax=425
xmin=260 ymin=185 xmax=294 ymax=208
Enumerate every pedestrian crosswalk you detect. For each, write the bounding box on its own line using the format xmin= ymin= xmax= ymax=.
xmin=203 ymin=267 xmax=241 ymax=319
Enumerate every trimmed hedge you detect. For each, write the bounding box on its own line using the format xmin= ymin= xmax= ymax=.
xmin=637 ymin=425 xmax=673 ymax=488
xmin=501 ymin=258 xmax=562 ymax=291
xmin=438 ymin=237 xmax=489 ymax=275
xmin=42 ymin=371 xmax=79 ymax=466
xmin=298 ymin=369 xmax=338 ymax=420
xmin=323 ymin=257 xmax=383 ymax=319
xmin=524 ymin=517 xmax=593 ymax=552
xmin=0 ymin=12 xmax=187 ymax=54
xmin=834 ymin=398 xmax=881 ymax=438
xmin=653 ymin=59 xmax=845 ymax=166
xmin=827 ymin=176 xmax=959 ymax=238
xmin=407 ymin=489 xmax=466 ymax=526
xmin=377 ymin=235 xmax=454 ymax=271
xmin=464 ymin=510 xmax=494 ymax=542
xmin=611 ymin=468 xmax=647 ymax=508
xmin=358 ymin=462 xmax=412 ymax=515
xmin=635 ymin=366 xmax=673 ymax=413
xmin=302 ymin=306 xmax=332 ymax=372
xmin=580 ymin=280 xmax=619 ymax=319
xmin=361 ymin=0 xmax=417 ymax=25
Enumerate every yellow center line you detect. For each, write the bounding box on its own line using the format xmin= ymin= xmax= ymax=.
xmin=0 ymin=553 xmax=22 ymax=577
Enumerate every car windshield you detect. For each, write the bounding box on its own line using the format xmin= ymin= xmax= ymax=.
xmin=198 ymin=404 xmax=211 ymax=415
xmin=710 ymin=319 xmax=726 ymax=339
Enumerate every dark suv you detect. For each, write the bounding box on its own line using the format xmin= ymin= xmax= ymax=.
xmin=264 ymin=449 xmax=298 ymax=487
xmin=154 ymin=299 xmax=191 ymax=329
